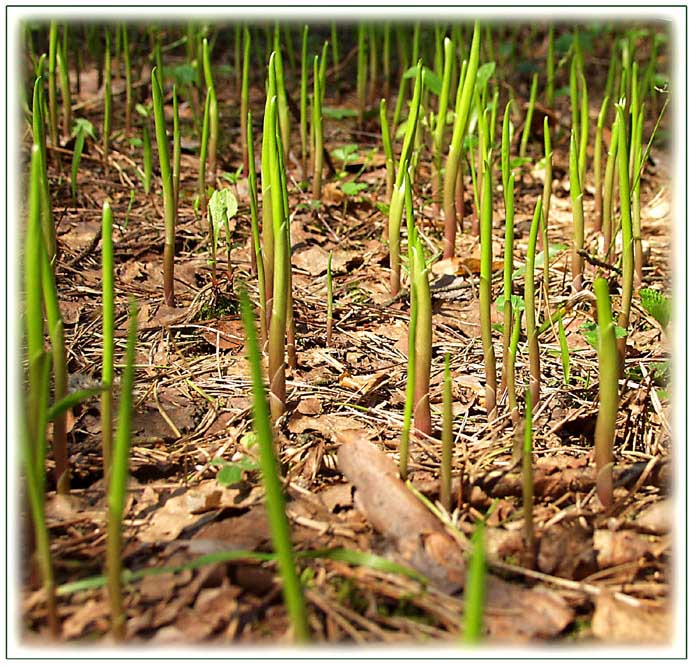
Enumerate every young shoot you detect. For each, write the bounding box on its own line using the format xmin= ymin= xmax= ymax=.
xmin=525 ymin=197 xmax=543 ymax=408
xmin=519 ymin=72 xmax=538 ymax=158
xmin=440 ymin=353 xmax=454 ymax=513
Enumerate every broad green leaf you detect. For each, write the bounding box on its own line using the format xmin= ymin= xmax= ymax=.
xmin=495 ymin=294 xmax=525 ymax=313
xmin=341 ymin=181 xmax=368 ymax=197
xmin=208 ymin=188 xmax=238 ymax=249
xmin=639 ymin=287 xmax=671 ymax=329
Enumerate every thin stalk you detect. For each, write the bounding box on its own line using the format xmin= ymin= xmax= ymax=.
xmin=267 ymin=96 xmax=289 ymax=420
xmin=578 ymin=72 xmax=589 ymax=190
xmin=541 ymin=116 xmax=552 ymax=290
xmin=241 ymin=27 xmax=251 ymax=177
xmin=506 ymin=309 xmax=521 ymax=424
xmin=172 ymin=85 xmax=181 ymax=216
xmin=522 ymin=389 xmax=534 ymax=555
xmin=326 ymin=250 xmax=334 ymax=347
xmin=388 ymin=61 xmax=422 ymax=296
xmin=103 ymin=30 xmax=112 ymax=173
xmin=106 ymin=298 xmax=138 ymax=641
xmin=239 ymin=291 xmax=309 ymax=643
xmin=199 ymin=86 xmax=212 ymax=222
xmin=412 ymin=227 xmax=432 ymax=437
xmin=501 ymin=103 xmax=514 ymax=392
xmin=261 ymin=64 xmax=278 ymax=318
xmin=525 ymin=197 xmax=543 ymax=408
xmin=392 ymin=69 xmax=407 ymax=138
xmin=462 ymin=522 xmax=486 ymax=643
xmin=602 ymin=117 xmax=619 ymax=263
xmin=629 ymin=62 xmax=639 ymax=183
xmin=632 ymin=105 xmax=644 ymax=287
xmin=247 ymin=111 xmax=266 ymax=342
xmin=234 ymin=24 xmax=242 ymax=97
xmin=615 ymin=101 xmax=634 ymax=374
xmin=318 ymin=40 xmax=328 ymax=105
xmin=122 ymin=24 xmax=132 ymax=133
xmin=433 ymin=37 xmax=454 ymax=210
xmin=519 ymin=72 xmax=538 ymax=158
xmin=57 ymin=26 xmax=71 ymax=142
xmin=440 ymin=353 xmax=453 ymax=513
xmin=31 ymin=77 xmax=56 ymax=260
xmin=299 ymin=25 xmax=309 ymax=181
xmin=356 ymin=24 xmax=367 ymax=128
xmin=48 ymin=22 xmax=59 ymax=148
xmin=368 ymin=24 xmax=378 ymax=105
xmin=594 ymin=96 xmax=610 ymax=232
xmin=383 ymin=22 xmax=391 ymax=100
xmin=594 ymin=277 xmax=618 ymax=510
xmin=546 ymin=24 xmax=555 ymax=109
xmin=142 ymin=122 xmax=152 ymax=195
xmin=101 ymin=201 xmax=114 ymax=476
xmin=480 ymin=157 xmax=497 ymax=421
xmin=273 ymin=27 xmax=290 ymax=161
xmin=400 ymin=244 xmax=418 ymax=481
xmin=202 ymin=38 xmax=218 ymax=179
xmin=380 ymin=99 xmax=395 ymax=201
xmin=442 ymin=22 xmax=480 ymax=259
xmin=312 ymin=55 xmax=324 ymax=200
xmin=151 ymin=67 xmax=176 ymax=306
xmin=569 ymin=129 xmax=584 ymax=291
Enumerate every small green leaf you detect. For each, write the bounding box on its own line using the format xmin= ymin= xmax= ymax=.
xmin=217 ymin=464 xmax=243 ymax=486
xmin=47 ymin=385 xmax=108 ymax=422
xmin=495 ymin=294 xmax=525 ymax=314
xmin=476 ymin=62 xmax=496 ymax=90
xmin=510 ymin=156 xmax=533 ymax=169
xmin=639 ymin=288 xmax=671 ymax=329
xmin=341 ymin=181 xmax=368 ymax=197
xmin=331 ymin=143 xmax=359 ymax=164
xmin=208 ymin=188 xmax=238 ymax=249
xmin=72 ymin=117 xmax=96 ymax=141
xmin=513 ymin=243 xmax=567 ymax=279
xmin=135 ymin=103 xmax=151 ymax=118
xmin=580 ymin=320 xmax=626 ymax=350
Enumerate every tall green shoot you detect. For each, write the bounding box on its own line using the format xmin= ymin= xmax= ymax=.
xmin=480 ymin=156 xmax=497 ymax=421
xmin=199 ymin=86 xmax=212 ymax=215
xmin=57 ymin=25 xmax=71 ymax=141
xmin=241 ymin=27 xmax=251 ymax=177
xmin=312 ymin=55 xmax=324 ymax=200
xmin=501 ymin=103 xmax=513 ymax=392
xmin=202 ymin=38 xmax=218 ymax=179
xmin=440 ymin=353 xmax=453 ymax=512
xmin=569 ymin=129 xmax=584 ymax=290
xmin=593 ymin=96 xmax=610 ymax=232
xmin=546 ymin=24 xmax=555 ymax=109
xmin=101 ymin=201 xmax=115 ymax=475
xmin=433 ymin=37 xmax=454 ymax=210
xmin=594 ymin=277 xmax=618 ymax=509
xmin=239 ymin=291 xmax=309 ymax=642
xmin=106 ymin=298 xmax=138 ymax=640
xmin=388 ymin=61 xmax=422 ymax=296
xmin=47 ymin=22 xmax=59 ymax=149
xmin=541 ymin=116 xmax=552 ymax=291
xmin=151 ymin=67 xmax=176 ymax=306
xmin=442 ymin=22 xmax=480 ymax=260
xmin=380 ymin=99 xmax=395 ymax=200
xmin=519 ymin=72 xmax=538 ymax=158
xmin=525 ymin=198 xmax=543 ymax=407
xmin=462 ymin=522 xmax=486 ymax=643
xmin=299 ymin=25 xmax=309 ymax=180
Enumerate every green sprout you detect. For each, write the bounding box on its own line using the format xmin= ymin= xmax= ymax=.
xmin=480 ymin=156 xmax=497 ymax=421
xmin=202 ymin=38 xmax=219 ymax=179
xmin=70 ymin=118 xmax=96 ymax=203
xmin=31 ymin=77 xmax=56 ymax=260
xmin=388 ymin=60 xmax=422 ymax=296
xmin=522 ymin=389 xmax=535 ymax=554
xmin=299 ymin=25 xmax=309 ymax=180
xmin=462 ymin=522 xmax=486 ymax=643
xmin=122 ymin=24 xmax=132 ymax=133
xmin=569 ymin=129 xmax=584 ymax=290
xmin=326 ymin=250 xmax=334 ymax=347
xmin=172 ymin=85 xmax=181 ymax=215
xmin=593 ymin=95 xmax=610 ymax=232
xmin=101 ymin=201 xmax=114 ymax=475
xmin=506 ymin=308 xmax=522 ymax=424
xmin=151 ymin=66 xmax=176 ymax=306
xmin=440 ymin=353 xmax=454 ymax=512
xmin=273 ymin=26 xmax=290 ymax=161
xmin=47 ymin=22 xmax=59 ymax=148
xmin=432 ymin=37 xmax=454 ymax=210
xmin=594 ymin=277 xmax=618 ymax=509
xmin=241 ymin=27 xmax=251 ymax=176
xmin=380 ymin=99 xmax=395 ymax=200
xmin=106 ymin=298 xmax=138 ymax=640
xmin=525 ymin=197 xmax=543 ymax=408
xmin=199 ymin=85 xmax=212 ymax=215
xmin=312 ymin=54 xmax=324 ymax=200
xmin=601 ymin=115 xmax=619 ymax=263
xmin=239 ymin=290 xmax=309 ymax=643
xmin=519 ymin=72 xmax=538 ymax=158
xmin=103 ymin=30 xmax=112 ymax=173
xmin=541 ymin=116 xmax=553 ymax=292
xmin=57 ymin=25 xmax=71 ymax=141
xmin=142 ymin=120 xmax=153 ymax=195
xmin=442 ymin=22 xmax=480 ymax=260
xmin=207 ymin=188 xmax=238 ymax=285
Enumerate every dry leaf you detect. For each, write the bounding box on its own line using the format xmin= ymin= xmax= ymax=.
xmin=594 ymin=529 xmax=651 ymax=568
xmin=200 ymin=317 xmax=244 ymax=351
xmin=634 ymin=500 xmax=671 ymax=535
xmin=592 ymin=593 xmax=671 ymax=643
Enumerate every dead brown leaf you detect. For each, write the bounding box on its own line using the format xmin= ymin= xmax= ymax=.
xmin=594 ymin=529 xmax=651 ymax=568
xmin=592 ymin=593 xmax=671 ymax=643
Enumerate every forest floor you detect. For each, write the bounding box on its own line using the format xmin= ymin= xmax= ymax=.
xmin=20 ymin=47 xmax=673 ymax=646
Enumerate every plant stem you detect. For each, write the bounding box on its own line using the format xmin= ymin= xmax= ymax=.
xmin=525 ymin=197 xmax=543 ymax=408
xmin=433 ymin=37 xmax=454 ymax=210
xmin=241 ymin=27 xmax=251 ymax=177
xmin=151 ymin=67 xmax=176 ymax=306
xmin=312 ymin=55 xmax=324 ymax=200
xmin=101 ymin=200 xmax=114 ymax=476
xmin=501 ymin=103 xmax=513 ymax=392
xmin=299 ymin=25 xmax=309 ymax=181
xmin=380 ymin=99 xmax=395 ymax=201
xmin=594 ymin=277 xmax=618 ymax=509
xmin=519 ymin=72 xmax=538 ymax=158
xmin=202 ymin=38 xmax=218 ymax=179
xmin=594 ymin=96 xmax=610 ymax=232
xmin=522 ymin=389 xmax=534 ymax=556
xmin=106 ymin=298 xmax=138 ymax=641
xmin=440 ymin=353 xmax=453 ymax=512
xmin=239 ymin=291 xmax=309 ymax=643
xmin=462 ymin=522 xmax=486 ymax=643
xmin=569 ymin=129 xmax=584 ymax=291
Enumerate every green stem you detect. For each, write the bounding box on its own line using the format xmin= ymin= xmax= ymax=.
xmin=525 ymin=197 xmax=543 ymax=408
xmin=101 ymin=200 xmax=115 ymax=476
xmin=519 ymin=72 xmax=538 ymax=158
xmin=440 ymin=353 xmax=453 ymax=512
